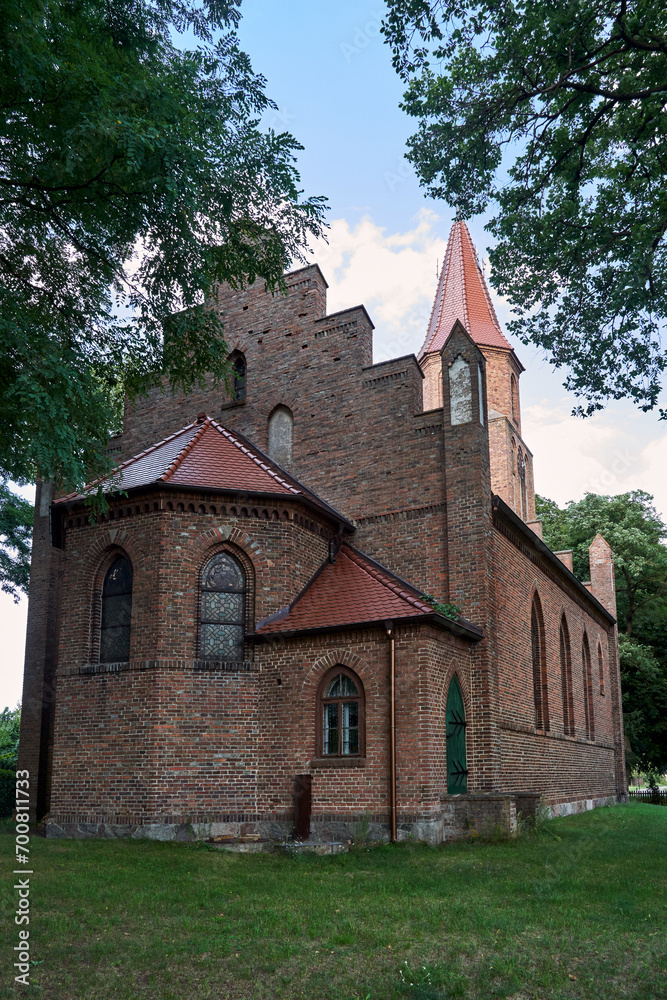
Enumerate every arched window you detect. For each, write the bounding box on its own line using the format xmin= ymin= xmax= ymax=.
xmin=100 ymin=556 xmax=133 ymax=663
xmin=582 ymin=633 xmax=595 ymax=739
xmin=199 ymin=552 xmax=245 ymax=661
xmin=598 ymin=642 xmax=605 ymax=696
xmin=511 ymin=438 xmax=517 ymax=512
xmin=559 ymin=616 xmax=575 ymax=735
xmin=510 ymin=373 xmax=520 ymax=426
xmin=228 ymin=351 xmax=246 ymax=403
xmin=268 ymin=405 xmax=293 ymax=467
xmin=446 ymin=674 xmax=468 ymax=793
xmin=517 ymin=449 xmax=528 ymax=520
xmin=318 ymin=667 xmax=364 ymax=757
xmin=531 ymin=594 xmax=549 ymax=731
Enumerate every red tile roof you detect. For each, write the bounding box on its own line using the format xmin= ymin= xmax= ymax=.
xmin=420 ymin=220 xmax=512 ymax=356
xmin=255 ymin=543 xmax=481 ymax=638
xmin=55 ymin=416 xmax=351 ymax=526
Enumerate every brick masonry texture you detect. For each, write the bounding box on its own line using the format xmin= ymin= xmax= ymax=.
xmin=19 ymin=246 xmax=627 ymax=841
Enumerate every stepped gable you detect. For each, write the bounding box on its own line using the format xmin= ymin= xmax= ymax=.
xmin=255 ymin=543 xmax=482 ymax=638
xmin=54 ymin=416 xmax=351 ymax=526
xmin=419 ymin=219 xmax=512 ymax=356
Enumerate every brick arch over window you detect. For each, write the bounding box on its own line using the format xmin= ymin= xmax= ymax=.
xmin=582 ymin=632 xmax=595 ymax=740
xmin=82 ymin=530 xmax=147 ymax=666
xmin=317 ymin=665 xmax=365 ymax=758
xmin=89 ymin=545 xmax=136 ymax=664
xmin=445 ymin=671 xmax=468 ymax=794
xmin=186 ymin=525 xmax=274 ymax=644
xmin=195 ymin=538 xmax=256 ymax=656
xmin=559 ymin=614 xmax=575 ymax=735
xmin=303 ymin=651 xmax=376 ymax=761
xmin=531 ymin=590 xmax=549 ymax=731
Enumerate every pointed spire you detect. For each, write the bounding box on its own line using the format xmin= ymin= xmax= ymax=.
xmin=419 ymin=220 xmax=511 ymax=357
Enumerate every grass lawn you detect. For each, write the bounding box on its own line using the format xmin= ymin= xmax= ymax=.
xmin=1 ymin=804 xmax=666 ymax=1000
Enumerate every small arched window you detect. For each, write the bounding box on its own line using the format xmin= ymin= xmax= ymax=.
xmin=318 ymin=667 xmax=364 ymax=757
xmin=100 ymin=556 xmax=133 ymax=663
xmin=268 ymin=405 xmax=293 ymax=467
xmin=582 ymin=633 xmax=595 ymax=739
xmin=531 ymin=593 xmax=549 ymax=731
xmin=598 ymin=642 xmax=605 ymax=696
xmin=518 ymin=449 xmax=528 ymax=520
xmin=229 ymin=351 xmax=246 ymax=403
xmin=199 ymin=552 xmax=245 ymax=661
xmin=559 ymin=616 xmax=575 ymax=735
xmin=510 ymin=373 xmax=520 ymax=426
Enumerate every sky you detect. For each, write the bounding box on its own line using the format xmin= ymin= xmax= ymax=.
xmin=1 ymin=0 xmax=666 ymax=709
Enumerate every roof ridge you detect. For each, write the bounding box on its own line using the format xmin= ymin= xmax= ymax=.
xmin=207 ymin=418 xmax=301 ymax=496
xmin=341 ymin=545 xmax=432 ymax=613
xmin=160 ymin=419 xmax=210 ymax=482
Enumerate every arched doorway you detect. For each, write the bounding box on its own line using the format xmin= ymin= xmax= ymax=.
xmin=446 ymin=675 xmax=468 ymax=793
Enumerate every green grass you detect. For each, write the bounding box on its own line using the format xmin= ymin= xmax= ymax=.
xmin=1 ymin=804 xmax=666 ymax=999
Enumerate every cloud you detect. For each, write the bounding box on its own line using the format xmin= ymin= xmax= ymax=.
xmin=309 ymin=211 xmax=667 ymax=522
xmin=310 ymin=210 xmax=448 ymax=362
xmin=524 ymin=403 xmax=667 ymax=521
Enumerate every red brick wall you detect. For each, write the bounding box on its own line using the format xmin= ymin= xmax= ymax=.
xmin=491 ymin=512 xmax=625 ymax=803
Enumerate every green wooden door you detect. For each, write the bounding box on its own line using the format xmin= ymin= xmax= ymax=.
xmin=446 ymin=675 xmax=468 ymax=794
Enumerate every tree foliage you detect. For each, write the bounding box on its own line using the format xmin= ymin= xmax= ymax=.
xmin=536 ymin=490 xmax=667 ymax=635
xmin=0 ymin=483 xmax=32 ymax=601
xmin=0 ymin=0 xmax=326 ymax=498
xmin=383 ymin=0 xmax=667 ymax=414
xmin=536 ymin=490 xmax=667 ymax=772
xmin=0 ymin=705 xmax=21 ymax=818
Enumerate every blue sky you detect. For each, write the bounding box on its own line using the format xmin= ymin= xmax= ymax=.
xmin=1 ymin=0 xmax=666 ymax=708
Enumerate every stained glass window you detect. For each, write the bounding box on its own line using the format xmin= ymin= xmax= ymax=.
xmin=200 ymin=552 xmax=245 ymax=660
xmin=320 ymin=669 xmax=362 ymax=756
xmin=100 ymin=556 xmax=133 ymax=663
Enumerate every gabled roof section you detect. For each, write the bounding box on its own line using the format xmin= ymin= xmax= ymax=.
xmin=255 ymin=543 xmax=482 ymax=640
xmin=54 ymin=416 xmax=353 ymax=527
xmin=419 ymin=220 xmax=512 ymax=357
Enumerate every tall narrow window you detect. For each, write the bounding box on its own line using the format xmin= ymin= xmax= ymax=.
xmin=598 ymin=642 xmax=605 ymax=696
xmin=446 ymin=675 xmax=468 ymax=793
xmin=517 ymin=449 xmax=527 ymax=520
xmin=199 ymin=552 xmax=245 ymax=661
xmin=230 ymin=351 xmax=246 ymax=403
xmin=268 ymin=405 xmax=293 ymax=467
xmin=511 ymin=373 xmax=520 ymax=426
xmin=531 ymin=594 xmax=549 ymax=731
xmin=100 ymin=556 xmax=133 ymax=663
xmin=582 ymin=633 xmax=595 ymax=739
xmin=560 ymin=617 xmax=575 ymax=735
xmin=318 ymin=667 xmax=364 ymax=757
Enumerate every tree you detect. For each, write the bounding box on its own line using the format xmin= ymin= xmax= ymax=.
xmin=0 ymin=0 xmax=326 ymax=503
xmin=536 ymin=490 xmax=667 ymax=773
xmin=382 ymin=0 xmax=667 ymax=415
xmin=536 ymin=490 xmax=667 ymax=636
xmin=0 ymin=484 xmax=32 ymax=602
xmin=0 ymin=705 xmax=21 ymax=818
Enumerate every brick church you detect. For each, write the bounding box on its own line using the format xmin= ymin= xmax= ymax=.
xmin=20 ymin=220 xmax=627 ymax=842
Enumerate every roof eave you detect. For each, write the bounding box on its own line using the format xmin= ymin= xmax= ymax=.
xmin=491 ymin=495 xmax=616 ymax=625
xmin=251 ymin=612 xmax=482 ymax=643
xmin=52 ymin=481 xmax=355 ymax=533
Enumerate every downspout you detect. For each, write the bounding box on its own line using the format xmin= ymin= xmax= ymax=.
xmin=385 ymin=621 xmax=397 ymax=842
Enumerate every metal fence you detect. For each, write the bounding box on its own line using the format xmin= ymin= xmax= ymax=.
xmin=628 ymin=788 xmax=667 ymax=805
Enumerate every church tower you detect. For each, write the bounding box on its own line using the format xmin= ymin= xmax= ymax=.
xmin=419 ymin=221 xmax=537 ymax=525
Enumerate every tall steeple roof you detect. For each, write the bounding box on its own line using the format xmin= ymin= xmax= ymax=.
xmin=419 ymin=220 xmax=512 ymax=357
